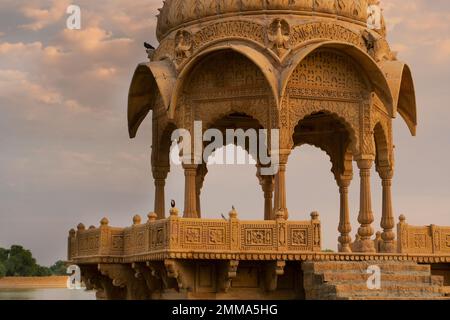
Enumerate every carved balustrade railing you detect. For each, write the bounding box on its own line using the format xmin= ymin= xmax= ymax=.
xmin=68 ymin=211 xmax=321 ymax=263
xmin=397 ymin=215 xmax=450 ymax=255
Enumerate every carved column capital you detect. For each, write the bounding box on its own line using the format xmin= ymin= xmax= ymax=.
xmin=152 ymin=166 xmax=170 ymax=180
xmin=377 ymin=165 xmax=394 ymax=181
xmin=357 ymin=158 xmax=373 ymax=171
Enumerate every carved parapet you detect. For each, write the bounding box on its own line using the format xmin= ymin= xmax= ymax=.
xmin=397 ymin=215 xmax=450 ymax=255
xmin=69 ymin=214 xmax=322 ymax=264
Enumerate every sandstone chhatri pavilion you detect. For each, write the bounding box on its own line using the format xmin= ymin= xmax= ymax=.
xmin=68 ymin=0 xmax=450 ymax=300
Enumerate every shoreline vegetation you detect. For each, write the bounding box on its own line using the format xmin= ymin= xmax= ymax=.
xmin=0 ymin=276 xmax=68 ymax=290
xmin=1 ymin=245 xmax=67 ymax=279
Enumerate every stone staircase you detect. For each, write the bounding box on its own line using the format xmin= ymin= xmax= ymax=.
xmin=302 ymin=261 xmax=449 ymax=300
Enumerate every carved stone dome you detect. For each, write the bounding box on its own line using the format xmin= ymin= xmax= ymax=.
xmin=156 ymin=0 xmax=369 ymax=41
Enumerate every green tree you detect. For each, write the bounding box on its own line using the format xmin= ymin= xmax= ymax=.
xmin=0 ymin=245 xmax=65 ymax=277
xmin=49 ymin=260 xmax=67 ymax=276
xmin=5 ymin=245 xmax=38 ymax=276
xmin=34 ymin=265 xmax=51 ymax=276
xmin=0 ymin=262 xmax=6 ymax=278
xmin=0 ymin=247 xmax=9 ymax=263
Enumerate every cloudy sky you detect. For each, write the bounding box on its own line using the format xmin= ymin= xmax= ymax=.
xmin=0 ymin=0 xmax=449 ymax=266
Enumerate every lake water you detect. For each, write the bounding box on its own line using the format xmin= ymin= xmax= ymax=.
xmin=0 ymin=288 xmax=96 ymax=300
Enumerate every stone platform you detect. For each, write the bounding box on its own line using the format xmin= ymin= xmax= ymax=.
xmin=303 ymin=261 xmax=449 ymax=300
xmin=68 ymin=213 xmax=450 ymax=300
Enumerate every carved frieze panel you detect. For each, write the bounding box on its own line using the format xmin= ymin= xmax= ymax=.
xmin=178 ymin=220 xmax=231 ymax=251
xmin=156 ymin=20 xmax=368 ymax=64
xmin=112 ymin=235 xmax=124 ymax=250
xmin=208 ymin=228 xmax=226 ymax=245
xmin=185 ymin=227 xmax=202 ymax=244
xmin=149 ymin=222 xmax=169 ymax=250
xmin=287 ymin=50 xmax=368 ymax=100
xmin=182 ymin=51 xmax=276 ymax=129
xmin=194 ymin=20 xmax=266 ymax=50
xmin=290 ymin=22 xmax=365 ymax=50
xmin=245 ymin=228 xmax=274 ymax=246
xmin=240 ymin=224 xmax=276 ymax=251
xmin=291 ymin=229 xmax=307 ymax=245
xmin=123 ymin=231 xmax=132 ymax=254
xmin=397 ymin=221 xmax=450 ymax=255
xmin=77 ymin=231 xmax=100 ymax=256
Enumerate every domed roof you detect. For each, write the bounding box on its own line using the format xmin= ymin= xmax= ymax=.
xmin=156 ymin=0 xmax=369 ymax=40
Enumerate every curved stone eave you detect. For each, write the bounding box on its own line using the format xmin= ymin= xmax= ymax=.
xmin=168 ymin=42 xmax=280 ymax=120
xmin=380 ymin=61 xmax=417 ymax=136
xmin=128 ymin=60 xmax=177 ymax=138
xmin=280 ymin=41 xmax=395 ymax=117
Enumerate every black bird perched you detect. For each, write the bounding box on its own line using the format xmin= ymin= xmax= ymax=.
xmin=144 ymin=42 xmax=155 ymax=50
xmin=171 ymin=200 xmax=176 ymax=208
xmin=144 ymin=42 xmax=156 ymax=61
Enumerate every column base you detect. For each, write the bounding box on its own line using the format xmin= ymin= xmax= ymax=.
xmin=380 ymin=241 xmax=397 ymax=253
xmin=352 ymin=239 xmax=376 ymax=253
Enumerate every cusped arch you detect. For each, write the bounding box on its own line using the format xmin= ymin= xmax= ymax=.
xmin=291 ymin=108 xmax=359 ymax=157
xmin=380 ymin=61 xmax=417 ymax=136
xmin=373 ymin=121 xmax=392 ymax=168
xmin=128 ymin=60 xmax=177 ymax=138
xmin=281 ymin=41 xmax=394 ymax=117
xmin=202 ymin=111 xmax=266 ymax=163
xmin=294 ymin=140 xmax=342 ymax=183
xmin=168 ymin=42 xmax=280 ymax=120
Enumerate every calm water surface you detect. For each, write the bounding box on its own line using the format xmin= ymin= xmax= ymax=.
xmin=0 ymin=288 xmax=96 ymax=300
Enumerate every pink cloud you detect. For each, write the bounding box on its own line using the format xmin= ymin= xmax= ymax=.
xmin=20 ymin=0 xmax=70 ymax=31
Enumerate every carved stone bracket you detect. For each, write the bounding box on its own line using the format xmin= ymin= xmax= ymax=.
xmin=98 ymin=264 xmax=131 ymax=288
xmin=146 ymin=261 xmax=170 ymax=290
xmin=132 ymin=262 xmax=163 ymax=294
xmin=265 ymin=260 xmax=286 ymax=292
xmin=164 ymin=259 xmax=192 ymax=292
xmin=218 ymin=260 xmax=239 ymax=293
xmin=98 ymin=264 xmax=150 ymax=300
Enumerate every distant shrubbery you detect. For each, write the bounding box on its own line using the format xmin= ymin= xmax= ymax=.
xmin=0 ymin=245 xmax=67 ymax=277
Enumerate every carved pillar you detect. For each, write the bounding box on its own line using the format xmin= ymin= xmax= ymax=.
xmin=183 ymin=164 xmax=198 ymax=218
xmin=337 ymin=177 xmax=352 ymax=253
xmin=355 ymin=159 xmax=376 ymax=252
xmin=378 ymin=166 xmax=396 ymax=253
xmin=273 ymin=174 xmax=279 ymax=215
xmin=274 ymin=150 xmax=290 ymax=219
xmin=257 ymin=166 xmax=275 ymax=220
xmin=153 ymin=166 xmax=169 ymax=219
xmin=195 ymin=164 xmax=208 ymax=218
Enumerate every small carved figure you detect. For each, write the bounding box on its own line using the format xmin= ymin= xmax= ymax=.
xmin=362 ymin=30 xmax=397 ymax=62
xmin=175 ymin=30 xmax=193 ymax=59
xmin=267 ymin=18 xmax=290 ymax=56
